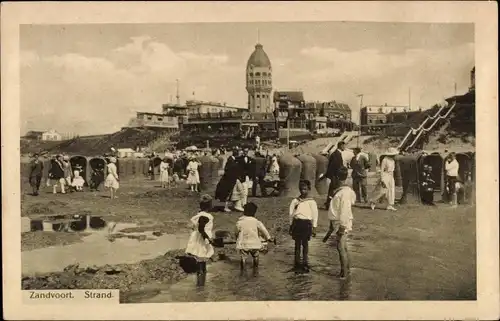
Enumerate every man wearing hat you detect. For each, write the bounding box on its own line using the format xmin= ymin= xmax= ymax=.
xmin=29 ymin=153 xmax=44 ymax=196
xmin=320 ymin=141 xmax=345 ymax=209
xmin=350 ymin=147 xmax=370 ymax=203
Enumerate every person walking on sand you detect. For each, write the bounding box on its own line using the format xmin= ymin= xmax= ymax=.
xmin=445 ymin=152 xmax=460 ymax=208
xmin=186 ymin=156 xmax=200 ymax=192
xmin=289 ymin=180 xmax=318 ymax=273
xmin=185 ymin=194 xmax=215 ymax=287
xmin=104 ymin=157 xmax=119 ymax=199
xmin=350 ymin=147 xmax=370 ymax=203
xmin=29 ymin=153 xmax=44 ymax=196
xmin=323 ymin=166 xmax=356 ymax=279
xmin=49 ymin=155 xmax=66 ymax=194
xmin=160 ymin=157 xmax=170 ymax=188
xmin=320 ymin=141 xmax=345 ymax=210
xmin=235 ymin=202 xmax=273 ymax=276
xmin=215 ymin=160 xmax=242 ymax=212
xmin=62 ymin=156 xmax=73 ymax=192
xmin=369 ymin=147 xmax=398 ymax=211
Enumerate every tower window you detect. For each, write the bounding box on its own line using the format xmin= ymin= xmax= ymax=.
xmin=255 ymin=72 xmax=261 ymax=76
xmin=263 ymin=80 xmax=267 ymax=85
xmin=268 ymin=73 xmax=272 ymax=77
xmin=249 ymin=73 xmax=253 ymax=77
xmin=263 ymin=72 xmax=267 ymax=76
xmin=257 ymin=80 xmax=260 ymax=84
xmin=257 ymin=94 xmax=260 ymax=98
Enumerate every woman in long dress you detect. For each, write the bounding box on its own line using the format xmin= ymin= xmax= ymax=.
xmin=185 ymin=194 xmax=214 ymax=286
xmin=369 ymin=147 xmax=398 ymax=211
xmin=160 ymin=157 xmax=170 ymax=188
xmin=104 ymin=157 xmax=119 ymax=199
xmin=186 ymin=156 xmax=200 ymax=192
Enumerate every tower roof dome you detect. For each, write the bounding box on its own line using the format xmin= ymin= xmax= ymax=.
xmin=246 ymin=43 xmax=271 ymax=69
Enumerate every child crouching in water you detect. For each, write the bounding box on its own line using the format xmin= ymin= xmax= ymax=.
xmin=185 ymin=194 xmax=215 ymax=286
xmin=323 ymin=166 xmax=356 ymax=279
xmin=235 ymin=202 xmax=273 ymax=276
xmin=289 ymin=180 xmax=318 ymax=273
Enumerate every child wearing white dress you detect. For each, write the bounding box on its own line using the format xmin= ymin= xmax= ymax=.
xmin=186 ymin=157 xmax=200 ymax=192
xmin=104 ymin=157 xmax=119 ymax=199
xmin=185 ymin=194 xmax=214 ymax=286
xmin=160 ymin=158 xmax=170 ymax=188
xmin=72 ymin=165 xmax=85 ymax=191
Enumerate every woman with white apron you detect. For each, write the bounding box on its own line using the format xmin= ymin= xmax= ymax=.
xmin=369 ymin=147 xmax=398 ymax=211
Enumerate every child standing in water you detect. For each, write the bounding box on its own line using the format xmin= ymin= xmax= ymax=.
xmin=323 ymin=166 xmax=356 ymax=279
xmin=289 ymin=180 xmax=318 ymax=273
xmin=235 ymin=202 xmax=273 ymax=276
xmin=185 ymin=194 xmax=214 ymax=287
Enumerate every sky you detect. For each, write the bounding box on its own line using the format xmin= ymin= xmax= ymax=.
xmin=20 ymin=22 xmax=474 ymax=135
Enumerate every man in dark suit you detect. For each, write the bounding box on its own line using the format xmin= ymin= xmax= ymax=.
xmin=238 ymin=148 xmax=255 ymax=204
xmin=29 ymin=153 xmax=44 ymax=196
xmin=319 ymin=141 xmax=345 ymax=209
xmin=224 ymin=148 xmax=240 ymax=173
xmin=252 ymin=152 xmax=268 ymax=197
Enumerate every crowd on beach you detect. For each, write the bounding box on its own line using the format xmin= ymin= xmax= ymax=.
xmin=26 ymin=142 xmax=467 ymax=288
xmin=182 ymin=142 xmax=467 ymax=286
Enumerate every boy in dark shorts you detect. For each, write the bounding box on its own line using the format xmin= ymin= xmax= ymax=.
xmin=289 ymin=180 xmax=319 ymax=273
xmin=235 ymin=202 xmax=273 ymax=276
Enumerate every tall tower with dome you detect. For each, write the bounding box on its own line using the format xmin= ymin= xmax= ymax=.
xmin=246 ymin=43 xmax=273 ymax=113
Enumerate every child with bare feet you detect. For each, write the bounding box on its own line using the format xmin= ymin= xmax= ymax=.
xmin=289 ymin=180 xmax=318 ymax=273
xmin=323 ymin=166 xmax=356 ymax=279
xmin=235 ymin=202 xmax=273 ymax=276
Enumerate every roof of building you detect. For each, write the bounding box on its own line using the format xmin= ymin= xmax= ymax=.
xmin=24 ymin=130 xmax=44 ymax=136
xmin=306 ymin=101 xmax=351 ymax=111
xmin=247 ymin=43 xmax=272 ymax=69
xmin=273 ymin=91 xmax=305 ymax=102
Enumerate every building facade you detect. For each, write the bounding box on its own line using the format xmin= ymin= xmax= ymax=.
xmin=305 ymin=101 xmax=352 ymax=121
xmin=246 ymin=43 xmax=273 ymax=113
xmin=41 ymin=129 xmax=62 ymax=141
xmin=360 ymin=104 xmax=409 ymax=126
xmin=128 ymin=112 xmax=179 ymax=131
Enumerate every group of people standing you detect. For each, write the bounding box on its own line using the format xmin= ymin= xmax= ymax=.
xmin=215 ymin=148 xmax=255 ymax=212
xmin=28 ymin=154 xmax=86 ymax=196
xmin=320 ymin=141 xmax=397 ymax=211
xmin=27 ymin=153 xmax=120 ymax=199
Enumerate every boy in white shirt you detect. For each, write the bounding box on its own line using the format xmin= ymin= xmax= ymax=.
xmin=235 ymin=202 xmax=273 ymax=276
xmin=323 ymin=166 xmax=356 ymax=279
xmin=289 ymin=180 xmax=319 ymax=273
xmin=445 ymin=152 xmax=460 ymax=208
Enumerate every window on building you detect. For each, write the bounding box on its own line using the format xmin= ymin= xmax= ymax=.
xmin=263 ymin=72 xmax=267 ymax=76
xmin=369 ymin=119 xmax=373 ymax=124
xmin=257 ymin=94 xmax=260 ymax=98
xmin=249 ymin=73 xmax=253 ymax=77
xmin=147 ymin=116 xmax=152 ymax=120
xmin=255 ymin=72 xmax=261 ymax=76
xmin=158 ymin=117 xmax=163 ymax=121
